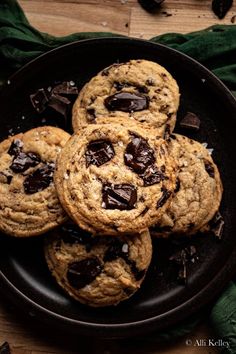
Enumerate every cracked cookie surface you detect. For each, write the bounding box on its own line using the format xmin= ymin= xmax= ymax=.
xmin=151 ymin=134 xmax=223 ymax=237
xmin=72 ymin=59 xmax=180 ymax=135
xmin=44 ymin=222 xmax=152 ymax=307
xmin=0 ymin=126 xmax=70 ymax=237
xmin=54 ymin=123 xmax=177 ymax=235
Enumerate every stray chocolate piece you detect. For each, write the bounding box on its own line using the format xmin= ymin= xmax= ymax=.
xmin=209 ymin=211 xmax=225 ymax=239
xmin=85 ymin=140 xmax=115 ymax=167
xmin=212 ymin=0 xmax=233 ymax=19
xmin=104 ymin=92 xmax=149 ymax=113
xmin=23 ymin=162 xmax=55 ymax=194
xmin=203 ymin=158 xmax=215 ymax=178
xmin=138 ymin=0 xmax=165 ymax=13
xmin=102 ymin=183 xmax=137 ymax=210
xmin=30 ymin=88 xmax=51 ymax=114
xmin=124 ymin=134 xmax=155 ymax=174
xmin=169 ymin=245 xmax=198 ymax=284
xmin=47 ymin=93 xmax=71 ymax=118
xmin=52 ymin=81 xmax=79 ymax=98
xmin=0 ymin=342 xmax=11 ymax=354
xmin=67 ymin=257 xmax=103 ymax=289
xmin=7 ymin=139 xmax=23 ymax=157
xmin=179 ymin=112 xmax=201 ymax=131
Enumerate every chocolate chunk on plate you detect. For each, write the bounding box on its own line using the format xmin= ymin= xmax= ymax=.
xmin=138 ymin=0 xmax=165 ymax=13
xmin=179 ymin=112 xmax=201 ymax=131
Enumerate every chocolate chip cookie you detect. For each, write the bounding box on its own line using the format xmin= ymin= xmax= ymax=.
xmin=0 ymin=126 xmax=70 ymax=237
xmin=72 ymin=59 xmax=180 ymax=135
xmin=151 ymin=134 xmax=223 ymax=237
xmin=54 ymin=123 xmax=177 ymax=235
xmin=44 ymin=222 xmax=152 ymax=307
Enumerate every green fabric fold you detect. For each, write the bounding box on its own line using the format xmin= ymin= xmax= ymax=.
xmin=0 ymin=0 xmax=236 ymax=351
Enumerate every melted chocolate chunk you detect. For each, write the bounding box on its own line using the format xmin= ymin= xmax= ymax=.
xmin=23 ymin=163 xmax=55 ymax=194
xmin=140 ymin=164 xmax=166 ymax=186
xmin=0 ymin=342 xmax=11 ymax=354
xmin=61 ymin=224 xmax=96 ymax=252
xmin=67 ymin=257 xmax=102 ymax=289
xmin=105 ymin=92 xmax=149 ymax=112
xmin=86 ymin=108 xmax=96 ymax=121
xmin=124 ymin=134 xmax=155 ymax=174
xmin=30 ymin=88 xmax=51 ymax=113
xmin=157 ymin=188 xmax=172 ymax=208
xmin=8 ymin=139 xmax=23 ymax=156
xmin=102 ymin=183 xmax=137 ymax=210
xmin=212 ymin=0 xmax=233 ymax=19
xmin=10 ymin=152 xmax=41 ymax=173
xmin=180 ymin=112 xmax=201 ymax=131
xmin=203 ymin=159 xmax=215 ymax=178
xmin=85 ymin=140 xmax=115 ymax=167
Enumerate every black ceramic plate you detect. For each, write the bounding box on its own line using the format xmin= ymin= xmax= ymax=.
xmin=0 ymin=38 xmax=236 ymax=339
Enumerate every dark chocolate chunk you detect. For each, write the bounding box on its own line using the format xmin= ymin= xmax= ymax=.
xmin=48 ymin=93 xmax=71 ymax=118
xmin=157 ymin=188 xmax=172 ymax=208
xmin=139 ymin=206 xmax=149 ymax=216
xmin=67 ymin=257 xmax=103 ymax=289
xmin=7 ymin=139 xmax=23 ymax=156
xmin=104 ymin=239 xmax=129 ymax=262
xmin=105 ymin=92 xmax=149 ymax=112
xmin=138 ymin=0 xmax=165 ymax=13
xmin=212 ymin=0 xmax=233 ymax=19
xmin=124 ymin=134 xmax=155 ymax=174
xmin=203 ymin=159 xmax=215 ymax=178
xmin=0 ymin=342 xmax=11 ymax=354
xmin=101 ymin=63 xmax=122 ymax=76
xmin=174 ymin=177 xmax=180 ymax=193
xmin=10 ymin=152 xmax=41 ymax=173
xmin=102 ymin=183 xmax=137 ymax=210
xmin=169 ymin=245 xmax=198 ymax=284
xmin=61 ymin=224 xmax=96 ymax=252
xmin=52 ymin=81 xmax=79 ymax=98
xmin=86 ymin=108 xmax=96 ymax=121
xmin=23 ymin=162 xmax=55 ymax=194
xmin=0 ymin=172 xmax=13 ymax=185
xmin=85 ymin=140 xmax=115 ymax=167
xmin=30 ymin=88 xmax=51 ymax=113
xmin=179 ymin=112 xmax=201 ymax=131
xmin=140 ymin=164 xmax=166 ymax=186
xmin=209 ymin=211 xmax=224 ymax=239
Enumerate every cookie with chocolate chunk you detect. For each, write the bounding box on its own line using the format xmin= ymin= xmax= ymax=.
xmin=44 ymin=223 xmax=152 ymax=307
xmin=151 ymin=134 xmax=223 ymax=237
xmin=72 ymin=59 xmax=180 ymax=136
xmin=54 ymin=123 xmax=176 ymax=235
xmin=0 ymin=126 xmax=70 ymax=237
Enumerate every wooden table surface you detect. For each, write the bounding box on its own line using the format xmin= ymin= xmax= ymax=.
xmin=1 ymin=0 xmax=235 ymax=353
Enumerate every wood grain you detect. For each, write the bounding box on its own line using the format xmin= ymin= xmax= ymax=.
xmin=3 ymin=0 xmax=234 ymax=352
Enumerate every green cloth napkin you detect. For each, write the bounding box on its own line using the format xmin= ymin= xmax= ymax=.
xmin=0 ymin=0 xmax=236 ymax=352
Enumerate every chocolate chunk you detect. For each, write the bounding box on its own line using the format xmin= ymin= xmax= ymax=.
xmin=0 ymin=172 xmax=13 ymax=185
xmin=61 ymin=224 xmax=96 ymax=252
xmin=139 ymin=206 xmax=149 ymax=216
xmin=180 ymin=112 xmax=201 ymax=131
xmin=86 ymin=108 xmax=96 ymax=121
xmin=23 ymin=162 xmax=55 ymax=194
xmin=101 ymin=63 xmax=122 ymax=76
xmin=209 ymin=211 xmax=224 ymax=239
xmin=0 ymin=342 xmax=11 ymax=354
xmin=174 ymin=177 xmax=180 ymax=193
xmin=157 ymin=188 xmax=172 ymax=208
xmin=85 ymin=140 xmax=115 ymax=167
xmin=52 ymin=81 xmax=79 ymax=98
xmin=203 ymin=159 xmax=215 ymax=178
xmin=104 ymin=239 xmax=129 ymax=262
xmin=102 ymin=183 xmax=137 ymax=210
xmin=105 ymin=92 xmax=149 ymax=112
xmin=67 ymin=257 xmax=102 ymax=289
xmin=8 ymin=139 xmax=23 ymax=156
xmin=138 ymin=0 xmax=165 ymax=13
xmin=10 ymin=152 xmax=41 ymax=173
xmin=48 ymin=93 xmax=71 ymax=118
xmin=212 ymin=0 xmax=233 ymax=19
xmin=30 ymin=88 xmax=51 ymax=113
xmin=169 ymin=245 xmax=198 ymax=284
xmin=140 ymin=164 xmax=166 ymax=186
xmin=124 ymin=134 xmax=155 ymax=174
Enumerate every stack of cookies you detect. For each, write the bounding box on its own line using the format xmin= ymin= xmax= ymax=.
xmin=0 ymin=60 xmax=223 ymax=307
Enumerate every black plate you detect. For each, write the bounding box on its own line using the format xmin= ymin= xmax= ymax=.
xmin=0 ymin=37 xmax=236 ymax=339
